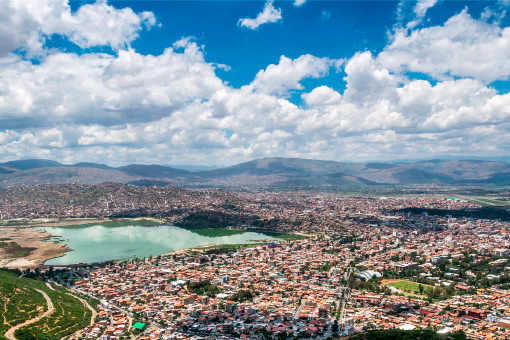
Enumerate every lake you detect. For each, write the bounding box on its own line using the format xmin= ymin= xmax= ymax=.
xmin=36 ymin=222 xmax=278 ymax=265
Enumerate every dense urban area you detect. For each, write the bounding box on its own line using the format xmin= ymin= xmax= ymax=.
xmin=1 ymin=183 xmax=510 ymax=340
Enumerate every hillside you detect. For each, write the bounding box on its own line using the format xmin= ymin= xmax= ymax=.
xmin=0 ymin=167 xmax=141 ymax=187
xmin=0 ymin=269 xmax=92 ymax=340
xmin=0 ymin=157 xmax=509 ymax=188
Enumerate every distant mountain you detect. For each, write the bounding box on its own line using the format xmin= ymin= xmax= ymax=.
xmin=390 ymin=168 xmax=457 ymax=185
xmin=117 ymin=164 xmax=190 ymax=178
xmin=0 ymin=167 xmax=15 ymax=174
xmin=167 ymin=164 xmax=217 ymax=171
xmin=272 ymin=172 xmax=378 ymax=187
xmin=72 ymin=162 xmax=113 ymax=170
xmin=0 ymin=167 xmax=140 ymax=187
xmin=0 ymin=159 xmax=62 ymax=170
xmin=0 ymin=157 xmax=509 ymax=188
xmin=476 ymin=172 xmax=510 ymax=185
xmin=198 ymin=157 xmax=356 ymax=178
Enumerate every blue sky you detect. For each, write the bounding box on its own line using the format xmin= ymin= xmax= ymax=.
xmin=0 ymin=0 xmax=509 ymax=165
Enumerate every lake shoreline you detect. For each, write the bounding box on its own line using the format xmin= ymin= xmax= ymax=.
xmin=37 ymin=223 xmax=287 ymax=266
xmin=0 ymin=228 xmax=71 ymax=269
xmin=0 ymin=217 xmax=309 ymax=269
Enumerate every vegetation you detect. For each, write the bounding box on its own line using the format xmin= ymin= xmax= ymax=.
xmin=189 ymin=228 xmax=249 ymax=237
xmin=396 ymin=207 xmax=510 ymax=222
xmin=0 ymin=241 xmax=35 ymax=258
xmin=201 ymin=243 xmax=254 ymax=255
xmin=344 ymin=329 xmax=467 ymax=340
xmin=0 ymin=269 xmax=91 ymax=340
xmin=15 ymin=286 xmax=91 ymax=340
xmin=388 ymin=281 xmax=434 ymax=295
xmin=188 ymin=280 xmax=221 ymax=297
xmin=263 ymin=232 xmax=309 ymax=240
xmin=0 ymin=270 xmax=46 ymax=339
xmin=231 ymin=289 xmax=256 ymax=302
xmin=175 ymin=210 xmax=280 ymax=230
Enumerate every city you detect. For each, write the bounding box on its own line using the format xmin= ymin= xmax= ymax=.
xmin=2 ymin=184 xmax=509 ymax=339
xmin=1 ymin=0 xmax=510 ymax=339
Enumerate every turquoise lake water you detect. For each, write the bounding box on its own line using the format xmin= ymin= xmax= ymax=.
xmin=36 ymin=223 xmax=275 ymax=265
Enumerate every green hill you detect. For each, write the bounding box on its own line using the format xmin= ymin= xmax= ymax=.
xmin=0 ymin=269 xmax=91 ymax=340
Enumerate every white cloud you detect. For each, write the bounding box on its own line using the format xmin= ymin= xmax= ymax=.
xmin=294 ymin=0 xmax=307 ymax=7
xmin=407 ymin=0 xmax=438 ymax=29
xmin=380 ymin=9 xmax=510 ymax=83
xmin=0 ymin=40 xmax=224 ymax=129
xmin=250 ymin=55 xmax=337 ymax=96
xmin=0 ymin=0 xmax=156 ymax=57
xmin=302 ymin=86 xmax=342 ymax=107
xmin=238 ymin=1 xmax=282 ymax=30
xmin=343 ymin=51 xmax=400 ymax=104
xmin=0 ymin=1 xmax=509 ymax=165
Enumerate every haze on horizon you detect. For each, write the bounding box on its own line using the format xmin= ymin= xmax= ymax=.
xmin=0 ymin=0 xmax=509 ymax=167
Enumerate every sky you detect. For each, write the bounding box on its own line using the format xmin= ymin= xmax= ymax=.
xmin=0 ymin=0 xmax=509 ymax=166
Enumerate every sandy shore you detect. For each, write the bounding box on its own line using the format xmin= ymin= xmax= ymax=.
xmin=0 ymin=218 xmax=300 ymax=269
xmin=0 ymin=228 xmax=70 ymax=269
xmin=0 ymin=217 xmax=168 ymax=269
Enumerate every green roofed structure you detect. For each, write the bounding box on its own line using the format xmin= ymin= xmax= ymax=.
xmin=132 ymin=322 xmax=146 ymax=331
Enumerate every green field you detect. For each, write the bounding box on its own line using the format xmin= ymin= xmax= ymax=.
xmin=388 ymin=280 xmax=434 ymax=295
xmin=263 ymin=232 xmax=310 ymax=241
xmin=0 ymin=269 xmax=91 ymax=340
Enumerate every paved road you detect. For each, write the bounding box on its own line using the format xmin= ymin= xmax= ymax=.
xmin=4 ymin=289 xmax=54 ymax=340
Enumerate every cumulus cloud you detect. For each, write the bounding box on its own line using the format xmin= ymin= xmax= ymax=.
xmin=0 ymin=41 xmax=224 ymax=129
xmin=0 ymin=0 xmax=156 ymax=57
xmin=0 ymin=0 xmax=509 ymax=165
xmin=302 ymin=86 xmax=342 ymax=107
xmin=250 ymin=55 xmax=340 ymax=96
xmin=380 ymin=9 xmax=510 ymax=83
xmin=238 ymin=1 xmax=282 ymax=30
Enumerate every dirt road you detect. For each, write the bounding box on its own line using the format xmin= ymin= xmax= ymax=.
xmin=4 ymin=289 xmax=54 ymax=340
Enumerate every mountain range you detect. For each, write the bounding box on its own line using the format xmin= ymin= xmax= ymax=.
xmin=1 ymin=157 xmax=510 ymax=188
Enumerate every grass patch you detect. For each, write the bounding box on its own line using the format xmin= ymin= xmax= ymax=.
xmin=188 ymin=228 xmax=248 ymax=237
xmin=0 ymin=242 xmax=35 ymax=258
xmin=388 ymin=280 xmax=433 ymax=295
xmin=263 ymin=232 xmax=310 ymax=241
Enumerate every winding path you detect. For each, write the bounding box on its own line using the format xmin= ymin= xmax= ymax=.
xmin=47 ymin=282 xmax=97 ymax=330
xmin=69 ymin=293 xmax=97 ymax=328
xmin=4 ymin=289 xmax=54 ymax=340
